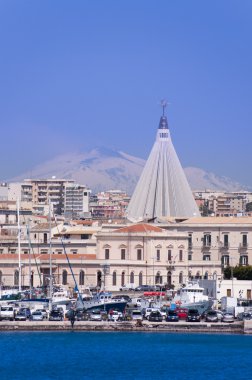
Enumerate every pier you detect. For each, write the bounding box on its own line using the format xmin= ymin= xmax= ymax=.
xmin=0 ymin=320 xmax=245 ymax=334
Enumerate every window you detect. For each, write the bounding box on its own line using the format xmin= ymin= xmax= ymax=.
xmin=188 ymin=254 xmax=192 ymax=261
xmin=221 ymin=255 xmax=229 ymax=266
xmin=62 ymin=270 xmax=68 ymax=285
xmin=105 ymin=249 xmax=109 ymax=260
xmin=188 ymin=234 xmax=192 ymax=249
xmin=224 ymin=234 xmax=229 ymax=248
xmin=137 ymin=249 xmax=142 ymax=261
xmin=167 ymin=271 xmax=172 ymax=287
xmin=203 ymin=255 xmax=211 ymax=261
xmin=43 ymin=233 xmax=48 ymax=244
xmin=121 ymin=272 xmax=125 ymax=286
xmin=81 ymin=234 xmax=89 ymax=240
xmin=121 ymin=249 xmax=126 ymax=260
xmin=155 ymin=272 xmax=162 ymax=284
xmin=112 ymin=271 xmax=117 ymax=286
xmin=72 ymin=251 xmax=77 ymax=254
xmin=179 ymin=272 xmax=183 ymax=284
xmin=130 ymin=272 xmax=134 ymax=284
xmin=179 ymin=250 xmax=183 ymax=261
xmin=240 ymin=256 xmax=248 ymax=266
xmin=204 ymin=272 xmax=209 ymax=280
xmin=156 ymin=249 xmax=160 ymax=261
xmin=0 ymin=249 xmax=3 ymax=254
xmin=203 ymin=234 xmax=211 ymax=247
xmin=14 ymin=270 xmax=19 ymax=286
xmin=0 ymin=271 xmax=2 ymax=284
xmin=139 ymin=272 xmax=143 ymax=286
xmin=242 ymin=234 xmax=248 ymax=248
xmin=79 ymin=270 xmax=85 ymax=285
xmin=168 ymin=250 xmax=172 ymax=261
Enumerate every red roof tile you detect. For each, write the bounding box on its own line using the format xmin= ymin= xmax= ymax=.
xmin=114 ymin=223 xmax=163 ymax=233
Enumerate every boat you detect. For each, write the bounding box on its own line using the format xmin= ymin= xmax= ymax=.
xmin=76 ymin=291 xmax=128 ymax=313
xmin=172 ymin=281 xmax=213 ymax=313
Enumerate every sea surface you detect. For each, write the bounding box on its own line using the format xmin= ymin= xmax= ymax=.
xmin=1 ymin=331 xmax=252 ymax=380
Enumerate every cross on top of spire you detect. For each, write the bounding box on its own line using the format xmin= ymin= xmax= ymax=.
xmin=160 ymin=99 xmax=168 ymax=116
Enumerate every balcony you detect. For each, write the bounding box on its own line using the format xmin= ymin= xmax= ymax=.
xmin=239 ymin=243 xmax=248 ymax=252
xmin=219 ymin=242 xmax=229 ymax=250
xmin=202 ymin=242 xmax=211 ymax=250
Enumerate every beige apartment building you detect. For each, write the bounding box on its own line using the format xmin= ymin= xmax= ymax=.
xmin=1 ymin=217 xmax=252 ymax=292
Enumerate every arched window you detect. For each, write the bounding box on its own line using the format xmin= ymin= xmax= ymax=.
xmin=213 ymin=272 xmax=217 ymax=280
xmin=204 ymin=272 xmax=209 ymax=280
xmin=121 ymin=272 xmax=125 ymax=287
xmin=43 ymin=233 xmax=47 ymax=244
xmin=179 ymin=272 xmax=183 ymax=284
xmin=130 ymin=272 xmax=134 ymax=284
xmin=139 ymin=272 xmax=143 ymax=286
xmin=30 ymin=271 xmax=34 ymax=287
xmin=188 ymin=271 xmax=192 ymax=280
xmin=112 ymin=271 xmax=117 ymax=286
xmin=14 ymin=270 xmax=19 ymax=286
xmin=155 ymin=271 xmax=162 ymax=284
xmin=195 ymin=272 xmax=201 ymax=279
xmin=97 ymin=271 xmax=102 ymax=287
xmin=79 ymin=270 xmax=85 ymax=285
xmin=62 ymin=270 xmax=68 ymax=285
xmin=167 ymin=271 xmax=172 ymax=287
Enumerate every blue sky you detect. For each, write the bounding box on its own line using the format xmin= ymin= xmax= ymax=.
xmin=0 ymin=0 xmax=252 ymax=186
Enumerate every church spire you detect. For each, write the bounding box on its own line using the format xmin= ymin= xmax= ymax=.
xmin=126 ymin=104 xmax=200 ymax=222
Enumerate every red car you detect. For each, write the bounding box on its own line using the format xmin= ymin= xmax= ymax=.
xmin=176 ymin=308 xmax=188 ymax=320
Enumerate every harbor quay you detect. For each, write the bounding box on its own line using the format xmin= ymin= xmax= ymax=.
xmin=0 ymin=319 xmax=245 ymax=334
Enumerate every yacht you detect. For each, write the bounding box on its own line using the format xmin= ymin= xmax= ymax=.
xmin=76 ymin=291 xmax=128 ymax=313
xmin=172 ymin=281 xmax=213 ymax=313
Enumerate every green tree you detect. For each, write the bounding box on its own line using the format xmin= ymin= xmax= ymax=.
xmin=224 ymin=265 xmax=252 ymax=280
xmin=246 ymin=202 xmax=252 ymax=212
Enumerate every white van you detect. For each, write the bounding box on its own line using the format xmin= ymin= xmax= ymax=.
xmin=0 ymin=306 xmax=15 ymax=321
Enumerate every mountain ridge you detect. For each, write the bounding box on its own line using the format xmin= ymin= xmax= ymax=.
xmin=9 ymin=147 xmax=249 ymax=194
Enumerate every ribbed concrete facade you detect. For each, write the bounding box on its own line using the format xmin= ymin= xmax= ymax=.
xmin=127 ymin=112 xmax=200 ymax=222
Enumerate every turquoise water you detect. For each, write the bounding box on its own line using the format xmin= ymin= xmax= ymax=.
xmin=1 ymin=332 xmax=252 ymax=380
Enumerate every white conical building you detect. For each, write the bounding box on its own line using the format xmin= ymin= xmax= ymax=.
xmin=127 ymin=105 xmax=200 ymax=222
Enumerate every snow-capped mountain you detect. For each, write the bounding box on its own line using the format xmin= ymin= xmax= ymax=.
xmin=10 ymin=147 xmax=248 ymax=194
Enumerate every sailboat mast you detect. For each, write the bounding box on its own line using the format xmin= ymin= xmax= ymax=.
xmin=17 ymin=198 xmax=22 ymax=292
xmin=49 ymin=200 xmax=53 ymax=299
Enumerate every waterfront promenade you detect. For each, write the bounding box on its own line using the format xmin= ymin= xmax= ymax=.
xmin=0 ymin=319 xmax=246 ymax=334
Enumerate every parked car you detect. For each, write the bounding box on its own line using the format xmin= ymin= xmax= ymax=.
xmin=14 ymin=312 xmax=27 ymax=321
xmin=30 ymin=311 xmax=44 ymax=321
xmin=186 ymin=309 xmax=201 ymax=322
xmin=49 ymin=310 xmax=63 ymax=321
xmin=176 ymin=308 xmax=188 ymax=320
xmin=35 ymin=309 xmax=48 ymax=320
xmin=131 ymin=309 xmax=143 ymax=321
xmin=205 ymin=310 xmax=219 ymax=323
xmin=108 ymin=311 xmax=123 ymax=322
xmin=119 ymin=283 xmax=136 ymax=291
xmin=75 ymin=311 xmax=90 ymax=321
xmin=148 ymin=310 xmax=163 ymax=322
xmin=19 ymin=308 xmax=31 ymax=319
xmin=0 ymin=306 xmax=15 ymax=321
xmin=134 ymin=285 xmax=155 ymax=292
xmin=144 ymin=308 xmax=160 ymax=320
xmin=237 ymin=312 xmax=252 ymax=321
xmin=221 ymin=313 xmax=235 ymax=323
xmin=166 ymin=310 xmax=179 ymax=322
xmin=89 ymin=310 xmax=103 ymax=321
